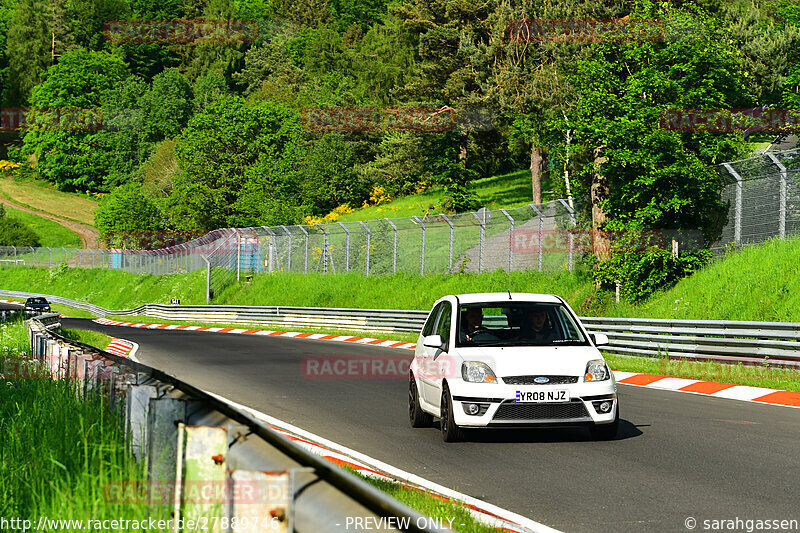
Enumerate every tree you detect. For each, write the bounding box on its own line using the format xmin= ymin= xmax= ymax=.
xmin=19 ymin=49 xmax=129 ymax=191
xmin=300 ymin=133 xmax=368 ymax=213
xmin=5 ymin=0 xmax=51 ymax=103
xmin=94 ymin=182 xmax=165 ymax=245
xmin=0 ymin=204 xmax=41 ymax=246
xmin=168 ymin=96 xmax=307 ymax=229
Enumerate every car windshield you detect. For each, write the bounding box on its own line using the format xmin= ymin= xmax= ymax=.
xmin=456 ymin=302 xmax=588 ymax=347
xmin=27 ymin=298 xmax=47 ymax=304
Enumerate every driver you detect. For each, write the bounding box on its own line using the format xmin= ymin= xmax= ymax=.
xmin=460 ymin=307 xmax=484 ymax=342
xmin=460 ymin=307 xmax=499 ymax=343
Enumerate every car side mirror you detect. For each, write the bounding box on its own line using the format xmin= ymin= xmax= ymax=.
xmin=423 ymin=334 xmax=445 ymax=350
xmin=591 ymin=333 xmax=609 ymax=346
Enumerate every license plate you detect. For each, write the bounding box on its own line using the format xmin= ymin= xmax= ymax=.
xmin=515 ymin=390 xmax=570 ymax=403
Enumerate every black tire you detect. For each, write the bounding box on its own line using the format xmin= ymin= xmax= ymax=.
xmin=590 ymin=404 xmax=620 ymax=441
xmin=440 ymin=384 xmax=464 ymax=442
xmin=409 ymin=375 xmax=433 ymax=428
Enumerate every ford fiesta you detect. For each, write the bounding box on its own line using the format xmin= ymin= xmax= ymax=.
xmin=409 ymin=293 xmax=619 ymax=442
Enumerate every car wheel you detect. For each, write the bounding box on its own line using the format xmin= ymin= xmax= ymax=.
xmin=590 ymin=404 xmax=620 ymax=441
xmin=409 ymin=375 xmax=432 ymax=428
xmin=440 ymin=384 xmax=464 ymax=442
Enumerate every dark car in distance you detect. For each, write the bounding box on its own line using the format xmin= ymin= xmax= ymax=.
xmin=24 ymin=297 xmax=51 ymax=316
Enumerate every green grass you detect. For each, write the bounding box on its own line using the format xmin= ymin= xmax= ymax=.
xmin=605 ymin=236 xmax=800 ymax=322
xmin=0 ymin=319 xmax=165 ymax=526
xmin=62 ymin=327 xmax=113 ymax=349
xmin=348 ymin=469 xmax=497 ymax=533
xmin=0 ymin=175 xmax=98 ymax=226
xmin=2 ymin=204 xmax=82 ymax=247
xmin=605 ymin=354 xmax=800 ymax=392
xmin=336 ymin=169 xmax=542 ymax=223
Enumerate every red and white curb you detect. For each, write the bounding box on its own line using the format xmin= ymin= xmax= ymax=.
xmin=93 ymin=317 xmax=417 ymax=350
xmin=0 ymin=299 xmax=22 ymax=305
xmin=92 ymin=318 xmax=800 ymax=409
xmin=613 ymin=371 xmax=800 ymax=408
xmin=205 ymin=391 xmax=560 ymax=533
xmin=105 ymin=338 xmax=138 ymax=359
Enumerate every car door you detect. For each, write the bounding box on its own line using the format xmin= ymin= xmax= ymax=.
xmin=421 ymin=301 xmax=452 ymax=406
xmin=415 ymin=302 xmax=443 ymax=403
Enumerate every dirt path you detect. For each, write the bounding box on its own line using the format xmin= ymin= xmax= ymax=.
xmin=0 ymin=197 xmax=100 ymax=249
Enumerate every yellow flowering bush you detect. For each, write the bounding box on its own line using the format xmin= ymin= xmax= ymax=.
xmin=0 ymin=160 xmax=21 ymax=173
xmin=304 ymin=204 xmax=355 ymax=225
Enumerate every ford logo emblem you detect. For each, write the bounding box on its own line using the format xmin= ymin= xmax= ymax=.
xmin=534 ymin=376 xmax=550 ymax=384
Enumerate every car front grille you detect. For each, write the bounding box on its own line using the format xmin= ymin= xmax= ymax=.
xmin=492 ymin=401 xmax=590 ymax=421
xmin=502 ymin=375 xmax=579 ymax=385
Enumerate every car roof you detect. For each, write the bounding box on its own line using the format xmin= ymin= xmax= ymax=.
xmin=451 ymin=293 xmax=562 ymax=304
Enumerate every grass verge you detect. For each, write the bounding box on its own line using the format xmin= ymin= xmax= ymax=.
xmin=2 ymin=204 xmax=81 ymax=247
xmin=62 ymin=327 xmax=113 ymax=349
xmin=0 ymin=318 xmax=165 ymax=526
xmin=0 ymin=176 xmax=97 ymax=226
xmin=348 ymin=469 xmax=497 ymax=533
xmin=605 ymin=353 xmax=800 ymax=392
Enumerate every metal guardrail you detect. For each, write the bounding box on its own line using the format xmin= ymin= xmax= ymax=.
xmin=24 ymin=315 xmax=450 ymax=533
xmin=5 ymin=290 xmax=800 ymax=367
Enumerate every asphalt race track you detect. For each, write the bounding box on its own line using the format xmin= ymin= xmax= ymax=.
xmin=66 ymin=318 xmax=800 ymax=533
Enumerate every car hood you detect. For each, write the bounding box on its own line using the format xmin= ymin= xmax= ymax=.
xmin=453 ymin=346 xmax=603 ymax=378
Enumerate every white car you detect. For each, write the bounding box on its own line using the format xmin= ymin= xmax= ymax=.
xmin=409 ymin=293 xmax=619 ymax=442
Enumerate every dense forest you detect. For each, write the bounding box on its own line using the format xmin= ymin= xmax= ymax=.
xmin=0 ymin=0 xmax=798 ymax=249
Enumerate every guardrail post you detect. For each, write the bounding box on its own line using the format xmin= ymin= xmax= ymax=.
xmin=413 ymin=216 xmax=425 ymax=275
xmin=767 ymin=153 xmax=787 ymax=239
xmin=723 ymin=163 xmax=743 ymax=246
xmin=358 ymin=221 xmax=370 ymax=276
xmin=126 ymin=384 xmax=158 ymax=461
xmin=383 ymin=218 xmax=397 ymax=274
xmin=231 ymin=470 xmax=293 ymax=532
xmin=147 ymin=397 xmax=188 ymax=483
xmin=180 ymin=426 xmax=228 ymax=531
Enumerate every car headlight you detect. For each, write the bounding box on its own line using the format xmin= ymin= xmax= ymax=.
xmin=461 ymin=362 xmax=497 ymax=383
xmin=584 ymin=359 xmax=610 ymax=382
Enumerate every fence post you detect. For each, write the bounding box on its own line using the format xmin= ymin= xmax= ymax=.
xmin=297 ymin=225 xmax=309 ymax=274
xmin=441 ymin=214 xmax=454 ymax=272
xmin=558 ymin=199 xmax=576 ymax=271
xmin=262 ymin=227 xmax=277 ymax=273
xmin=358 ymin=221 xmax=370 ymax=276
xmin=337 ymin=222 xmax=350 ymax=272
xmin=280 ymin=225 xmax=292 ymax=272
xmin=48 ymin=247 xmax=52 ymax=269
xmin=723 ymin=163 xmax=743 ymax=246
xmin=413 ymin=216 xmax=425 ymax=275
xmin=62 ymin=247 xmax=67 ymax=266
xmin=500 ymin=209 xmax=514 ymax=272
xmin=767 ymin=153 xmax=787 ymax=239
xmin=200 ymin=255 xmax=211 ymax=303
xmin=31 ymin=246 xmax=35 ymax=267
xmin=236 ymin=231 xmax=241 ymax=281
xmin=384 ymin=218 xmax=397 ymax=274
xmin=471 ymin=212 xmax=484 ymax=273
xmin=12 ymin=246 xmax=16 ymax=266
xmin=529 ymin=205 xmax=544 ymax=272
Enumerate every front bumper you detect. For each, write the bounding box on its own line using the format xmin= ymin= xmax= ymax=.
xmin=450 ymin=381 xmax=617 ymax=427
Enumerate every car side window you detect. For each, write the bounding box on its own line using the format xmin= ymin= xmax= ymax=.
xmin=434 ymin=303 xmax=452 ymax=345
xmin=422 ymin=303 xmax=443 ymax=337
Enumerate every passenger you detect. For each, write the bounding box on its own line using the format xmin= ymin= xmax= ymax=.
xmin=519 ymin=308 xmax=556 ymax=343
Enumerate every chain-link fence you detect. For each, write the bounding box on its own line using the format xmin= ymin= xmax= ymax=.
xmin=711 ymin=149 xmax=800 ymax=254
xmin=0 ymin=201 xmax=582 ymax=299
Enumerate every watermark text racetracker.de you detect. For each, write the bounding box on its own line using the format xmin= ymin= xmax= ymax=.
xmin=302 ymin=355 xmax=460 ymax=380
xmin=685 ymin=516 xmax=798 ymax=532
xmin=0 ymin=516 xmax=276 ymax=531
